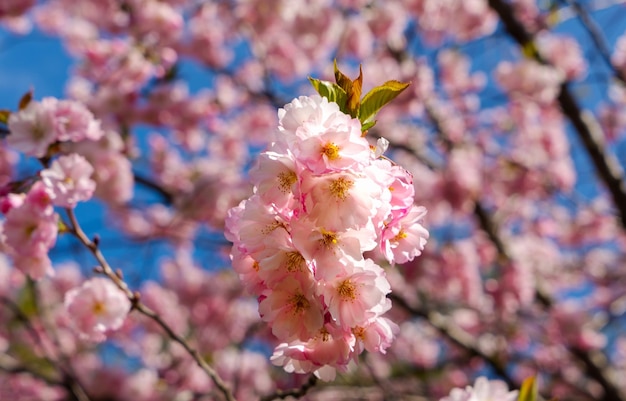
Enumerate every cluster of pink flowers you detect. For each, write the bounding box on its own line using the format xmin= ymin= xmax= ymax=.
xmin=7 ymin=96 xmax=104 ymax=157
xmin=0 ymin=96 xmax=132 ymax=280
xmin=0 ymin=152 xmax=95 ymax=280
xmin=1 ymin=182 xmax=58 ymax=279
xmin=226 ymin=95 xmax=428 ymax=380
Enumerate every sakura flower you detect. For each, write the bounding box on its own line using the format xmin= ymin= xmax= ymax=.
xmin=226 ymin=93 xmax=429 ymax=376
xmin=439 ymin=376 xmax=518 ymax=401
xmin=12 ymin=251 xmax=54 ymax=280
xmin=258 ymin=275 xmax=324 ymax=341
xmin=302 ymin=169 xmax=381 ymax=231
xmin=3 ymin=183 xmax=58 ymax=279
xmin=41 ymin=153 xmax=96 ymax=208
xmin=235 ymin=195 xmax=292 ymax=258
xmin=50 ymin=99 xmax=104 ymax=142
xmin=290 ymin=217 xmax=376 ymax=280
xmin=277 ymin=95 xmax=341 ymax=139
xmin=292 ymin=112 xmax=369 ymax=174
xmin=381 ymin=205 xmax=429 ymax=264
xmin=256 ymin=233 xmax=314 ymax=287
xmin=353 ymin=316 xmax=398 ymax=355
xmin=64 ymin=277 xmax=131 ymax=342
xmin=249 ymin=151 xmax=300 ymax=211
xmin=321 ymin=258 xmax=391 ymax=329
xmin=270 ymin=323 xmax=355 ymax=381
xmin=7 ymin=99 xmax=56 ymax=157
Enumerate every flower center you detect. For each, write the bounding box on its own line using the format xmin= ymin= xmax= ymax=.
xmin=277 ymin=171 xmax=297 ymax=193
xmin=352 ymin=326 xmax=366 ymax=340
xmin=329 ymin=177 xmax=353 ymax=201
xmin=337 ymin=279 xmax=357 ymax=301
xmin=392 ymin=229 xmax=408 ymax=242
xmin=320 ymin=229 xmax=338 ymax=248
xmin=92 ymin=301 xmax=106 ymax=315
xmin=289 ymin=292 xmax=309 ymax=314
xmin=322 ymin=142 xmax=340 ymax=160
xmin=285 ymin=251 xmax=306 ymax=272
xmin=261 ymin=220 xmax=284 ymax=235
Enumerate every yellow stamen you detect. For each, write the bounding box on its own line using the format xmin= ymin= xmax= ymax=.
xmin=277 ymin=171 xmax=297 ymax=193
xmin=285 ymin=251 xmax=306 ymax=272
xmin=320 ymin=229 xmax=338 ymax=248
xmin=319 ymin=327 xmax=330 ymax=342
xmin=92 ymin=301 xmax=106 ymax=315
xmin=261 ymin=221 xmax=284 ymax=235
xmin=289 ymin=292 xmax=309 ymax=314
xmin=322 ymin=142 xmax=341 ymax=160
xmin=392 ymin=229 xmax=408 ymax=242
xmin=337 ymin=279 xmax=357 ymax=301
xmin=352 ymin=326 xmax=366 ymax=340
xmin=329 ymin=177 xmax=353 ymax=201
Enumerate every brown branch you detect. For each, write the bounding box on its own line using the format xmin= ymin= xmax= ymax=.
xmin=65 ymin=208 xmax=236 ymax=401
xmin=260 ymin=375 xmax=318 ymax=401
xmin=473 ymin=3 xmax=626 ymax=400
xmin=487 ymin=0 xmax=626 ymax=231
xmin=561 ymin=0 xmax=626 ymax=84
xmin=133 ymin=172 xmax=174 ymax=204
xmin=389 ymin=293 xmax=517 ymax=390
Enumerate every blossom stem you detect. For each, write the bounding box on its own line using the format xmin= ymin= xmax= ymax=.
xmin=65 ymin=208 xmax=236 ymax=401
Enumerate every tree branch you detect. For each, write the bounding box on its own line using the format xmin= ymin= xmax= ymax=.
xmin=487 ymin=0 xmax=626 ymax=231
xmin=65 ymin=208 xmax=236 ymax=401
xmin=260 ymin=375 xmax=318 ymax=401
xmin=560 ymin=0 xmax=626 ymax=84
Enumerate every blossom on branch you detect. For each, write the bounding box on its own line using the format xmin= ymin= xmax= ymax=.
xmin=227 ymin=85 xmax=428 ymax=380
xmin=41 ymin=153 xmax=96 ymax=208
xmin=64 ymin=277 xmax=131 ymax=342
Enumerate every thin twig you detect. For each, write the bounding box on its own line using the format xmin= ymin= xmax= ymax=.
xmin=65 ymin=208 xmax=236 ymax=401
xmin=260 ymin=375 xmax=318 ymax=401
xmin=389 ymin=293 xmax=517 ymax=390
xmin=561 ymin=0 xmax=626 ymax=84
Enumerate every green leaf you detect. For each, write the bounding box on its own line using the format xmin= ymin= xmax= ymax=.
xmin=361 ymin=120 xmax=376 ymax=132
xmin=308 ymin=77 xmax=348 ymax=110
xmin=359 ymin=80 xmax=410 ymax=125
xmin=18 ymin=90 xmax=33 ymax=111
xmin=0 ymin=109 xmax=10 ymax=125
xmin=16 ymin=282 xmax=37 ymax=318
xmin=518 ymin=376 xmax=538 ymax=401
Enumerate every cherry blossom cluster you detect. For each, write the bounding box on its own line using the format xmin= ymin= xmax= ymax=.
xmin=226 ymin=95 xmax=428 ymax=380
xmin=1 ymin=96 xmax=133 ymax=276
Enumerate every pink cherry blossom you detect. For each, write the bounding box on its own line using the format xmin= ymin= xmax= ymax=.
xmin=301 ymin=169 xmax=382 ymax=231
xmin=381 ymin=205 xmax=429 ymax=264
xmin=41 ymin=153 xmax=96 ymax=208
xmin=7 ymin=99 xmax=56 ymax=158
xmin=49 ymin=98 xmax=104 ymax=142
xmin=321 ymin=258 xmax=391 ymax=329
xmin=291 ymin=112 xmax=370 ymax=174
xmin=258 ymin=275 xmax=324 ymax=342
xmin=64 ymin=277 xmax=131 ymax=342
xmin=270 ymin=323 xmax=355 ymax=381
xmin=2 ymin=183 xmax=57 ymax=279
